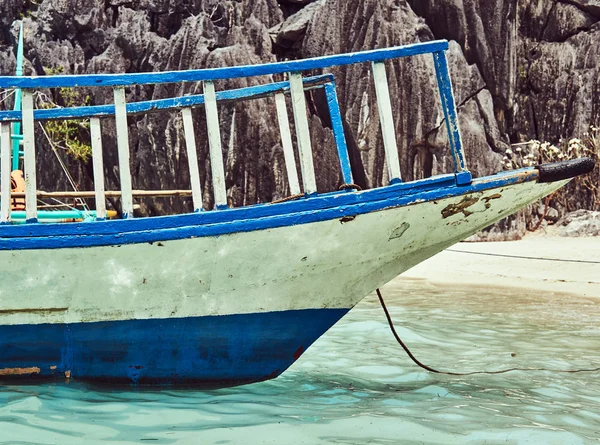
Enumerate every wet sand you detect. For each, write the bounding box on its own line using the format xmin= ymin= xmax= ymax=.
xmin=400 ymin=234 xmax=600 ymax=299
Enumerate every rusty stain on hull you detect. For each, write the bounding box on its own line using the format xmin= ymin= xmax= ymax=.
xmin=441 ymin=196 xmax=480 ymax=219
xmin=483 ymin=193 xmax=502 ymax=203
xmin=0 ymin=366 xmax=41 ymax=376
xmin=339 ymin=215 xmax=356 ymax=224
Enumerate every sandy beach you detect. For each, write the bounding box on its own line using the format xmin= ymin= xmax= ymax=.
xmin=398 ymin=234 xmax=600 ymax=299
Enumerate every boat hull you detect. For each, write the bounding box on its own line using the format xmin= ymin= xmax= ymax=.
xmin=0 ymin=309 xmax=347 ymax=386
xmin=0 ymin=177 xmax=566 ymax=385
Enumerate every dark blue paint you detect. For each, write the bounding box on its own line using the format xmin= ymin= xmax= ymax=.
xmin=0 ymin=41 xmax=449 ymax=89
xmin=325 ymin=82 xmax=353 ymax=186
xmin=455 ymin=171 xmax=473 ymax=186
xmin=0 ymin=169 xmax=538 ymax=250
xmin=0 ymin=308 xmax=348 ymax=386
xmin=0 ymin=75 xmax=334 ymax=123
xmin=432 ymin=51 xmax=468 ymax=178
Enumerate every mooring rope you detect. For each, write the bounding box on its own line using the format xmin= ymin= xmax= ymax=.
xmin=376 ymin=288 xmax=600 ymax=375
xmin=446 ymin=249 xmax=600 ymax=265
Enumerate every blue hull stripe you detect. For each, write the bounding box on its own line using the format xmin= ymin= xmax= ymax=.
xmin=0 ymin=169 xmax=538 ymax=250
xmin=0 ymin=309 xmax=348 ymax=386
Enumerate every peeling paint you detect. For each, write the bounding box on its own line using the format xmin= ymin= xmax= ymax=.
xmin=483 ymin=193 xmax=502 ymax=203
xmin=0 ymin=366 xmax=40 ymax=375
xmin=389 ymin=222 xmax=410 ymax=240
xmin=441 ymin=196 xmax=480 ymax=218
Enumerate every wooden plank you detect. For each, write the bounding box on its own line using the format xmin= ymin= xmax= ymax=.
xmin=181 ymin=107 xmax=204 ymax=212
xmin=432 ymin=51 xmax=471 ymax=185
xmin=10 ymin=190 xmax=194 ymax=198
xmin=21 ymin=90 xmax=37 ymax=222
xmin=324 ymin=82 xmax=353 ymax=186
xmin=89 ymin=117 xmax=107 ymax=220
xmin=274 ymin=93 xmax=301 ymax=196
xmin=0 ymin=40 xmax=450 ymax=89
xmin=203 ymin=81 xmax=228 ymax=209
xmin=0 ymin=75 xmax=335 ymax=123
xmin=0 ymin=122 xmax=11 ymax=223
xmin=289 ymin=72 xmax=317 ymax=195
xmin=113 ymin=87 xmax=134 ymax=218
xmin=371 ymin=62 xmax=402 ymax=183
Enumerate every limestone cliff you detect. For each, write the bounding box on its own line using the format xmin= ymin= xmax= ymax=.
xmin=0 ymin=0 xmax=597 ymax=233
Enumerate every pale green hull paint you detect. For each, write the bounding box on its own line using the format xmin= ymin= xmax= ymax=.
xmin=0 ymin=179 xmax=566 ymax=326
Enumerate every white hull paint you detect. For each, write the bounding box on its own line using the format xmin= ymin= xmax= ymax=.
xmin=0 ymin=179 xmax=565 ymax=327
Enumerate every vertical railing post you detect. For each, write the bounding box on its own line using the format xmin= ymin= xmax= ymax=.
xmin=0 ymin=123 xmax=11 ymax=223
xmin=90 ymin=117 xmax=107 ymax=220
xmin=371 ymin=61 xmax=402 ymax=185
xmin=181 ymin=107 xmax=204 ymax=212
xmin=274 ymin=92 xmax=301 ymax=196
xmin=288 ymin=72 xmax=317 ymax=196
xmin=432 ymin=50 xmax=472 ymax=185
xmin=12 ymin=20 xmax=24 ymax=172
xmin=21 ymin=90 xmax=37 ymax=222
xmin=203 ymin=81 xmax=228 ymax=210
xmin=113 ymin=87 xmax=134 ymax=218
xmin=324 ymin=82 xmax=354 ymax=187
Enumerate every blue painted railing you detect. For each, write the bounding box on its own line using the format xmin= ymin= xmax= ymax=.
xmin=0 ymin=75 xmax=334 ymax=122
xmin=0 ymin=41 xmax=449 ymax=89
xmin=0 ymin=39 xmax=470 ymax=223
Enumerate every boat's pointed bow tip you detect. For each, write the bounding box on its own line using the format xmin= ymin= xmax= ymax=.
xmin=537 ymin=157 xmax=596 ymax=183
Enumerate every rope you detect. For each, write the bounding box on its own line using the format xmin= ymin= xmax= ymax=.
xmin=376 ymin=288 xmax=600 ymax=375
xmin=38 ymin=122 xmax=89 ymax=211
xmin=446 ymin=248 xmax=600 ymax=265
xmin=270 ymin=193 xmax=305 ymax=204
xmin=339 ymin=183 xmax=362 ymax=191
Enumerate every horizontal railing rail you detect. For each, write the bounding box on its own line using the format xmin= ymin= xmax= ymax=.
xmin=0 ymin=74 xmax=334 ymax=122
xmin=0 ymin=39 xmax=471 ymax=225
xmin=0 ymin=41 xmax=449 ymax=89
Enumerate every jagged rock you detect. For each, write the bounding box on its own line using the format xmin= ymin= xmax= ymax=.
xmin=270 ymin=0 xmax=324 ymax=48
xmin=570 ymin=0 xmax=600 ymax=17
xmin=542 ymin=3 xmax=596 ymax=41
xmin=0 ymin=0 xmax=597 ymax=233
xmin=557 ymin=210 xmax=600 ymax=236
xmin=406 ymin=0 xmax=518 ymax=133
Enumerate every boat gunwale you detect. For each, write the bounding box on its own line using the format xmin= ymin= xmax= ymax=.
xmin=0 ymin=167 xmax=540 ymax=249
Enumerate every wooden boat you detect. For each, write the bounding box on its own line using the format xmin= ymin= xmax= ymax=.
xmin=0 ymin=36 xmax=594 ymax=387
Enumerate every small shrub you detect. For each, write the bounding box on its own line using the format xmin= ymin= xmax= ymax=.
xmin=502 ymin=125 xmax=600 ymax=228
xmin=38 ymin=67 xmax=92 ymax=162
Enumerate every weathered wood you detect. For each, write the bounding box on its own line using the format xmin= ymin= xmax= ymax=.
xmin=0 ymin=122 xmax=11 ymax=222
xmin=11 ymin=190 xmax=194 ymax=198
xmin=324 ymin=82 xmax=353 ymax=186
xmin=21 ymin=90 xmax=37 ymax=221
xmin=289 ymin=72 xmax=317 ymax=195
xmin=0 ymin=41 xmax=450 ymax=89
xmin=274 ymin=93 xmax=301 ymax=196
xmin=371 ymin=62 xmax=402 ymax=183
xmin=114 ymin=87 xmax=134 ymax=218
xmin=90 ymin=117 xmax=107 ymax=220
xmin=432 ymin=51 xmax=471 ymax=185
xmin=203 ymin=81 xmax=228 ymax=209
xmin=181 ymin=107 xmax=204 ymax=211
xmin=0 ymin=75 xmax=335 ymax=123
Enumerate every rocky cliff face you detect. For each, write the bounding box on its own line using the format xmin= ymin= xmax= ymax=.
xmin=0 ymin=0 xmax=597 ymax=232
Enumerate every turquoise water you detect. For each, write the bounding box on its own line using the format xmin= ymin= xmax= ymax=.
xmin=1 ymin=279 xmax=599 ymax=444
